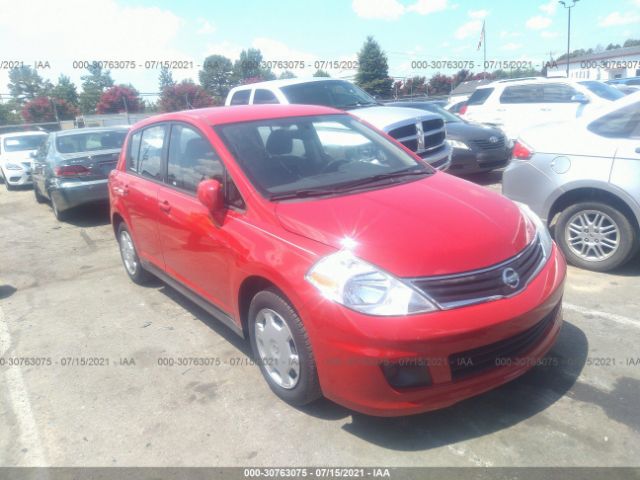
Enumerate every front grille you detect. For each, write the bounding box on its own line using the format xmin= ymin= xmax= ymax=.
xmin=410 ymin=237 xmax=545 ymax=309
xmin=448 ymin=303 xmax=560 ymax=381
xmin=388 ymin=117 xmax=446 ymax=153
xmin=473 ymin=136 xmax=505 ymax=150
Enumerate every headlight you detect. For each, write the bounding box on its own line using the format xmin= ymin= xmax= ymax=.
xmin=4 ymin=162 xmax=22 ymax=170
xmin=306 ymin=250 xmax=437 ymax=316
xmin=448 ymin=139 xmax=470 ymax=150
xmin=517 ymin=202 xmax=553 ymax=259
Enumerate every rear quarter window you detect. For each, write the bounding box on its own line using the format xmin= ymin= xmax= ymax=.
xmin=126 ymin=131 xmax=142 ymax=172
xmin=466 ymin=88 xmax=494 ymax=106
xmin=230 ymin=90 xmax=251 ymax=105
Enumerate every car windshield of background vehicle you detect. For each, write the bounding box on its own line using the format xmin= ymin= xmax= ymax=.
xmin=578 ymin=81 xmax=625 ymax=101
xmin=430 ymin=105 xmax=462 ymax=123
xmin=281 ymin=81 xmax=379 ymax=109
xmin=3 ymin=134 xmax=46 ymax=152
xmin=216 ymin=114 xmax=430 ymax=199
xmin=56 ymin=130 xmax=127 ymax=154
xmin=588 ymin=103 xmax=640 ymax=138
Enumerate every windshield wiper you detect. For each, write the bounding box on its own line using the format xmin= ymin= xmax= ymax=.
xmin=269 ymin=187 xmax=342 ymax=201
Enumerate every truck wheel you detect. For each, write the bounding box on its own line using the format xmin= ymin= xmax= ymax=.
xmin=117 ymin=223 xmax=153 ymax=285
xmin=249 ymin=288 xmax=321 ymax=406
xmin=556 ymin=201 xmax=638 ymax=272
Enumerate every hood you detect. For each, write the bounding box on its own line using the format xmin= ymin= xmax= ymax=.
xmin=350 ymin=106 xmax=440 ymax=133
xmin=0 ymin=150 xmax=37 ymax=164
xmin=275 ymin=174 xmax=534 ymax=277
xmin=445 ymin=121 xmax=504 ymax=141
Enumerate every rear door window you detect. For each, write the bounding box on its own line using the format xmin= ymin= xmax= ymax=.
xmin=254 ymin=89 xmax=279 ymax=104
xmin=138 ymin=125 xmax=166 ymax=181
xmin=230 ymin=90 xmax=251 ymax=105
xmin=466 ymin=88 xmax=494 ymax=105
xmin=499 ymin=85 xmax=540 ymax=104
xmin=166 ymin=124 xmax=224 ymax=193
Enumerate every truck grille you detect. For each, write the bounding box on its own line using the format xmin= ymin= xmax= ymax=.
xmin=409 ymin=236 xmax=545 ymax=309
xmin=448 ymin=303 xmax=560 ymax=381
xmin=472 ymin=136 xmax=505 ymax=150
xmin=388 ymin=118 xmax=446 ymax=153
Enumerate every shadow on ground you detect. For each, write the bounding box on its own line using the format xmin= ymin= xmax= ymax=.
xmin=60 ymin=202 xmax=111 ymax=228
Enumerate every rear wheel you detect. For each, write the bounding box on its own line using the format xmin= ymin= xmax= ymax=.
xmin=556 ymin=201 xmax=637 ymax=272
xmin=248 ymin=288 xmax=321 ymax=406
xmin=50 ymin=195 xmax=67 ymax=221
xmin=117 ymin=223 xmax=152 ymax=284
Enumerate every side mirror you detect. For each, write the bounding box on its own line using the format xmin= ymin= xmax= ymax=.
xmin=197 ymin=179 xmax=224 ymax=223
xmin=571 ymin=93 xmax=589 ymax=104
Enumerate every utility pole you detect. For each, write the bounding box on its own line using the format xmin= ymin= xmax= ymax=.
xmin=559 ymin=0 xmax=579 ymax=78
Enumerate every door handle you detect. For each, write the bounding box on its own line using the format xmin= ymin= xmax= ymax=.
xmin=113 ymin=185 xmax=129 ymax=196
xmin=159 ymin=200 xmax=171 ymax=213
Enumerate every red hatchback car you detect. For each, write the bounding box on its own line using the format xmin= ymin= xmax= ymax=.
xmin=109 ymin=105 xmax=566 ymax=416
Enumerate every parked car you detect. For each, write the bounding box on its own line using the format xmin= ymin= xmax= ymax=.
xmin=109 ymin=105 xmax=565 ymax=416
xmin=460 ymin=77 xmax=623 ymax=140
xmin=606 ymin=76 xmax=640 ymax=87
xmin=503 ymin=91 xmax=640 ymax=271
xmin=0 ymin=131 xmax=48 ymax=190
xmin=612 ymin=84 xmax=640 ymax=95
xmin=225 ymin=78 xmax=452 ymax=171
xmin=386 ymin=101 xmax=511 ymax=174
xmin=32 ymin=127 xmax=128 ymax=220
xmin=447 ymin=100 xmax=467 ymax=114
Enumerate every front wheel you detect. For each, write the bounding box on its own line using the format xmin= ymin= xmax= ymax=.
xmin=248 ymin=288 xmax=321 ymax=406
xmin=555 ymin=201 xmax=638 ymax=272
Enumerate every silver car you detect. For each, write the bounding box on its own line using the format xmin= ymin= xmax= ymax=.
xmin=503 ymin=92 xmax=640 ymax=272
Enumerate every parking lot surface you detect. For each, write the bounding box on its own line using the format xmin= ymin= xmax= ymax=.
xmin=1 ymin=172 xmax=639 ymax=467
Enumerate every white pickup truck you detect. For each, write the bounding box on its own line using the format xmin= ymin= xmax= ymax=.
xmin=225 ymin=78 xmax=452 ymax=170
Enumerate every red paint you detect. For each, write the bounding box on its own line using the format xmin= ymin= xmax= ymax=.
xmin=109 ymin=105 xmax=566 ymax=416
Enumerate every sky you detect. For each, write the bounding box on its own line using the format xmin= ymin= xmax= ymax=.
xmin=1 ymin=0 xmax=639 ymax=98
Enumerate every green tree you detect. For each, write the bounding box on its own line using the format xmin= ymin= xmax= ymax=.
xmin=7 ymin=66 xmax=52 ymax=107
xmin=279 ymin=70 xmax=296 ymax=79
xmin=79 ymin=64 xmax=115 ymax=114
xmin=355 ymin=36 xmax=392 ymax=98
xmin=159 ymin=66 xmax=176 ymax=91
xmin=623 ymin=39 xmax=640 ymax=48
xmin=0 ymin=103 xmax=21 ymax=125
xmin=51 ymin=75 xmax=78 ymax=106
xmin=313 ymin=69 xmax=330 ymax=77
xmin=199 ymin=54 xmax=233 ymax=99
xmin=232 ymin=49 xmax=275 ymax=84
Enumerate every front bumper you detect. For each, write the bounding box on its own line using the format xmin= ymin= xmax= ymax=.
xmin=299 ymin=245 xmax=566 ymax=416
xmin=49 ymin=179 xmax=109 ymax=212
xmin=4 ymin=169 xmax=33 ymax=186
xmin=419 ymin=144 xmax=452 ymax=171
xmin=448 ymin=146 xmax=511 ymax=174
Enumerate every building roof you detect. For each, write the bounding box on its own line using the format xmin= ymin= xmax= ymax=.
xmin=450 ymin=79 xmax=492 ymax=96
xmin=563 ymin=45 xmax=640 ymax=65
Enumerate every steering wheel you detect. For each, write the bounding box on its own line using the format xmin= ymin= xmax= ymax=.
xmin=321 ymin=159 xmax=350 ymax=173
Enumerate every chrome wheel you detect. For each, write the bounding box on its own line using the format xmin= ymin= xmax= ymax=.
xmin=119 ymin=230 xmax=138 ymax=276
xmin=254 ymin=308 xmax=300 ymax=389
xmin=566 ymin=209 xmax=620 ymax=262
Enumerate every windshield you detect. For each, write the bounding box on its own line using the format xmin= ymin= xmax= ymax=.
xmin=280 ymin=81 xmax=378 ymax=110
xmin=413 ymin=104 xmax=462 ymax=123
xmin=216 ymin=114 xmax=429 ymax=199
xmin=579 ymin=81 xmax=625 ymax=101
xmin=56 ymin=130 xmax=127 ymax=154
xmin=3 ymin=134 xmax=47 ymax=152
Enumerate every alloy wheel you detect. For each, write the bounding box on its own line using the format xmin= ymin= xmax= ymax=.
xmin=565 ymin=209 xmax=620 ymax=262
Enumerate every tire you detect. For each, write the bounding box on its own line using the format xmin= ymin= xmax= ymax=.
xmin=556 ymin=201 xmax=638 ymax=272
xmin=34 ymin=183 xmax=46 ymax=204
xmin=50 ymin=195 xmax=67 ymax=221
xmin=117 ymin=222 xmax=153 ymax=285
xmin=248 ymin=288 xmax=321 ymax=406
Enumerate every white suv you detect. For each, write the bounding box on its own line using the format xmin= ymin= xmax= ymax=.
xmin=460 ymin=77 xmax=624 ymax=140
xmin=225 ymin=78 xmax=452 ymax=170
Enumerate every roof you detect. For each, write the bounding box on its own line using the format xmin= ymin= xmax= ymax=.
xmin=54 ymin=126 xmax=130 ymax=137
xmin=478 ymin=77 xmax=588 ymax=89
xmin=0 ymin=130 xmax=48 ymax=139
xmin=450 ymin=79 xmax=492 ymax=96
xmin=229 ymin=77 xmax=343 ymax=92
xmin=131 ymin=104 xmax=346 ymax=130
xmin=562 ymin=45 xmax=640 ymax=65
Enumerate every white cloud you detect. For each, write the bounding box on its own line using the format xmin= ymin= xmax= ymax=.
xmin=455 ymin=20 xmax=483 ymax=40
xmin=407 ymin=0 xmax=448 ymax=15
xmin=526 ymin=15 xmax=552 ymax=29
xmin=468 ymin=9 xmax=488 ymax=19
xmin=541 ymin=31 xmax=560 ymax=39
xmin=599 ymin=11 xmax=640 ymax=26
xmin=501 ymin=42 xmax=523 ymax=51
xmin=500 ymin=30 xmax=522 ymax=39
xmin=196 ymin=18 xmax=215 ymax=35
xmin=539 ymin=1 xmax=557 ymax=15
xmin=252 ymin=37 xmax=315 ymax=71
xmin=352 ymin=0 xmax=405 ymax=20
xmin=204 ymin=41 xmax=244 ymax=62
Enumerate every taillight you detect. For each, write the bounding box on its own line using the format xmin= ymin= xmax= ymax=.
xmin=55 ymin=165 xmax=91 ymax=177
xmin=459 ymin=103 xmax=468 ymax=115
xmin=512 ymin=140 xmax=534 ymax=160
